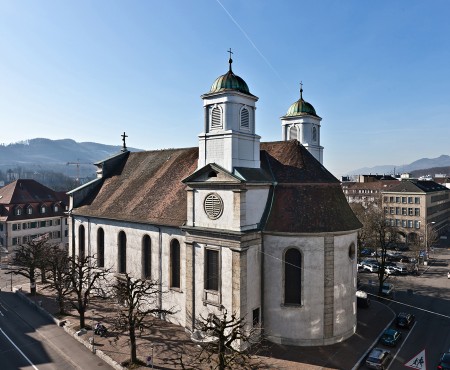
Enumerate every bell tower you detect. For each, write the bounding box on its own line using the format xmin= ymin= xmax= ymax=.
xmin=281 ymin=83 xmax=323 ymax=164
xmin=198 ymin=52 xmax=260 ymax=172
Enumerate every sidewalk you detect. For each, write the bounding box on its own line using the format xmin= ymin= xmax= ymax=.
xmin=14 ymin=282 xmax=394 ymax=370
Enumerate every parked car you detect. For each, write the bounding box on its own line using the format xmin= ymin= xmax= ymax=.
xmin=379 ymin=328 xmax=402 ymax=347
xmin=366 ymin=348 xmax=392 ymax=369
xmin=364 ymin=263 xmax=379 ymax=273
xmin=381 ymin=283 xmax=394 ymax=295
xmin=437 ymin=352 xmax=450 ymax=370
xmin=356 ymin=290 xmax=370 ymax=308
xmin=384 ymin=266 xmax=397 ymax=275
xmin=361 ymin=248 xmax=375 ymax=256
xmin=395 ymin=312 xmax=415 ymax=329
xmin=394 ymin=265 xmax=408 ymax=275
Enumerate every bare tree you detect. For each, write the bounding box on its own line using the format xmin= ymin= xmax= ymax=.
xmin=367 ymin=206 xmax=399 ymax=293
xmin=43 ymin=245 xmax=72 ymax=314
xmin=180 ymin=310 xmax=263 ymax=370
xmin=8 ymin=239 xmax=48 ymax=295
xmin=110 ymin=273 xmax=174 ymax=365
xmin=67 ymin=255 xmax=110 ymax=328
xmin=350 ymin=203 xmax=373 ymax=258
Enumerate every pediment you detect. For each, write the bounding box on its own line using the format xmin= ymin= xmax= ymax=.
xmin=182 ymin=163 xmax=243 ymax=184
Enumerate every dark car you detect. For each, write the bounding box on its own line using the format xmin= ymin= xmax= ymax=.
xmin=379 ymin=328 xmax=402 ymax=347
xmin=396 ymin=312 xmax=415 ymax=329
xmin=366 ymin=348 xmax=392 ymax=369
xmin=438 ymin=352 xmax=450 ymax=369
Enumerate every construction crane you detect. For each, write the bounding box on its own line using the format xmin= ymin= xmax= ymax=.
xmin=66 ymin=161 xmax=93 ymax=183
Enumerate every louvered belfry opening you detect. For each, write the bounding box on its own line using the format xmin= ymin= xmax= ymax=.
xmin=204 ymin=193 xmax=223 ymax=220
xmin=205 ymin=249 xmax=219 ymax=291
xmin=240 ymin=107 xmax=249 ymax=129
xmin=211 ymin=106 xmax=222 ymax=130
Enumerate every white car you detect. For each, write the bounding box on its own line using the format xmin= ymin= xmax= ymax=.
xmin=363 ymin=263 xmax=379 ymax=273
xmin=384 ymin=266 xmax=397 ymax=275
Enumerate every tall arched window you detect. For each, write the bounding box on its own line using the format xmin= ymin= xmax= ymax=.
xmin=97 ymin=228 xmax=105 ymax=268
xmin=170 ymin=239 xmax=181 ymax=288
xmin=211 ymin=106 xmax=222 ymax=130
xmin=78 ymin=225 xmax=85 ymax=260
xmin=284 ymin=248 xmax=302 ymax=305
xmin=289 ymin=125 xmax=298 ymax=141
xmin=142 ymin=235 xmax=151 ymax=279
xmin=312 ymin=126 xmax=317 ymax=141
xmin=118 ymin=231 xmax=127 ymax=274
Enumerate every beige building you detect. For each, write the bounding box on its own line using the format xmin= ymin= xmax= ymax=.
xmin=342 ymin=176 xmax=399 ymax=208
xmin=381 ymin=180 xmax=450 ymax=245
xmin=0 ymin=179 xmax=69 ymax=254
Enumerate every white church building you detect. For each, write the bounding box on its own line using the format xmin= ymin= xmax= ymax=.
xmin=68 ymin=57 xmax=361 ymax=346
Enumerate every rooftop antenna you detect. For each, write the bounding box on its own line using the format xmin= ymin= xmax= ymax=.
xmin=300 ymin=81 xmax=303 ymax=99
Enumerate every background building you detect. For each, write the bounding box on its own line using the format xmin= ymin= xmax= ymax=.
xmin=0 ymin=179 xmax=69 ymax=258
xmin=381 ymin=180 xmax=450 ymax=245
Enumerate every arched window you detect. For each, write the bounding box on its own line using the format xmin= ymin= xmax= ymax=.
xmin=170 ymin=239 xmax=181 ymax=288
xmin=78 ymin=225 xmax=85 ymax=260
xmin=118 ymin=231 xmax=127 ymax=274
xmin=211 ymin=106 xmax=222 ymax=130
xmin=289 ymin=125 xmax=298 ymax=141
xmin=240 ymin=107 xmax=249 ymax=129
xmin=27 ymin=206 xmax=33 ymax=215
xmin=312 ymin=126 xmax=317 ymax=141
xmin=284 ymin=248 xmax=302 ymax=305
xmin=142 ymin=235 xmax=151 ymax=279
xmin=97 ymin=228 xmax=105 ymax=268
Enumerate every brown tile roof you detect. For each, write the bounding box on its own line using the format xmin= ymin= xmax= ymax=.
xmin=73 ymin=141 xmax=361 ymax=233
xmin=74 ymin=148 xmax=199 ymax=227
xmin=0 ymin=179 xmax=69 ymax=221
xmin=260 ymin=141 xmax=361 ymax=232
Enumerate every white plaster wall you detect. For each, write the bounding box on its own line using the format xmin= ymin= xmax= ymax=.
xmin=71 ymin=216 xmax=186 ymax=327
xmin=245 ymin=189 xmax=269 ymax=228
xmin=246 ymin=245 xmax=261 ymax=323
xmin=332 ymin=233 xmax=358 ymax=339
xmin=263 ymin=234 xmax=325 ymax=343
xmin=193 ymin=190 xmax=235 ymax=230
xmin=263 ymin=232 xmax=357 ymax=346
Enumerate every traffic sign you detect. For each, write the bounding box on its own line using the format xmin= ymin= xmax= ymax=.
xmin=405 ymin=349 xmax=426 ymax=369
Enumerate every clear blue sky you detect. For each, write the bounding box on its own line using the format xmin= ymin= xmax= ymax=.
xmin=1 ymin=1 xmax=449 ymax=177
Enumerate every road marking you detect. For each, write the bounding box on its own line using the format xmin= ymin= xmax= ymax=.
xmin=0 ymin=301 xmax=8 ymax=311
xmin=386 ymin=321 xmax=417 ymax=370
xmin=0 ymin=327 xmax=39 ymax=369
xmin=405 ymin=348 xmax=426 ymax=369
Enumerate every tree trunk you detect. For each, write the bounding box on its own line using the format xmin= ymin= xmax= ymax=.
xmin=130 ymin=325 xmax=137 ymax=363
xmin=30 ymin=278 xmax=36 ymax=296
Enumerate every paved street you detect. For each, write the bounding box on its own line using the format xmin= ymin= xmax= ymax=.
xmin=0 ymin=290 xmax=113 ymax=370
xmin=358 ymin=248 xmax=450 ymax=369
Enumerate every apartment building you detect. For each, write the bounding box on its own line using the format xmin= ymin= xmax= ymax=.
xmin=381 ymin=180 xmax=450 ymax=245
xmin=341 ymin=175 xmax=399 ymax=207
xmin=0 ymin=179 xmax=69 ymax=252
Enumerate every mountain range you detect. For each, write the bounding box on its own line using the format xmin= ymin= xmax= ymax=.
xmin=347 ymin=154 xmax=450 ymax=176
xmin=0 ymin=138 xmax=448 ymax=179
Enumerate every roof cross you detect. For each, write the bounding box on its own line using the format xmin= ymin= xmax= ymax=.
xmin=227 ymin=48 xmax=233 ymax=71
xmin=121 ymin=132 xmax=128 ymax=152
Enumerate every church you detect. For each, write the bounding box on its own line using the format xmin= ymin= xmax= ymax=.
xmin=68 ymin=56 xmax=361 ymax=346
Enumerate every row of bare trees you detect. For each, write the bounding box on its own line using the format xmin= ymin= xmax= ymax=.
xmin=350 ymin=203 xmax=438 ymax=294
xmin=8 ymin=240 xmax=261 ymax=368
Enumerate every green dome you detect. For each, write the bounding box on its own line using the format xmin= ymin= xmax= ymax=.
xmin=210 ymin=70 xmax=250 ymax=94
xmin=286 ymin=87 xmax=317 ymax=117
xmin=210 ymin=55 xmax=251 ymax=95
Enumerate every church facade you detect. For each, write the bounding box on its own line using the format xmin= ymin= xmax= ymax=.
xmin=68 ymin=58 xmax=361 ymax=346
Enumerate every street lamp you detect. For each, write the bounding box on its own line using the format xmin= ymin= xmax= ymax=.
xmin=425 ymin=221 xmax=436 ymax=260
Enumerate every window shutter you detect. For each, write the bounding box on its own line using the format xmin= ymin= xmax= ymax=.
xmin=211 ymin=107 xmax=222 ymax=129
xmin=240 ymin=107 xmax=249 ymax=129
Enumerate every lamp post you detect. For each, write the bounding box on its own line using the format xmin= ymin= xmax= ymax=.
xmin=425 ymin=221 xmax=435 ymax=261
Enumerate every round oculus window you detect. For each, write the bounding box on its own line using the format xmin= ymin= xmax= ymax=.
xmin=204 ymin=193 xmax=224 ymax=220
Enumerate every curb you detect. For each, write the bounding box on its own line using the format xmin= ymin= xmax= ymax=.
xmin=14 ymin=289 xmax=126 ymax=370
